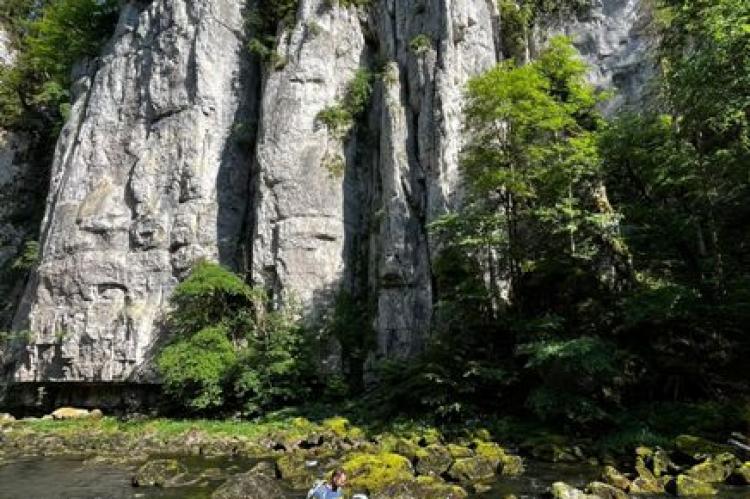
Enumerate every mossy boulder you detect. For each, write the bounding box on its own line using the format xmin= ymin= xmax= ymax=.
xmin=371 ymin=475 xmax=468 ymax=498
xmin=446 ymin=456 xmax=496 ymax=483
xmin=685 ymin=452 xmax=737 ymax=483
xmin=630 ymin=456 xmax=663 ymax=494
xmin=394 ymin=438 xmax=421 ymax=461
xmin=447 ymin=444 xmax=473 ymax=459
xmin=415 ymin=444 xmax=453 ymax=476
xmin=276 ymin=452 xmax=319 ymax=489
xmin=500 ymin=455 xmax=524 ymax=476
xmin=472 ymin=440 xmax=524 ymax=475
xmin=550 ymin=481 xmax=597 ymax=499
xmin=728 ymin=462 xmax=750 ymax=485
xmin=322 ymin=417 xmax=365 ymax=441
xmin=630 ymin=476 xmax=663 ymax=494
xmin=531 ymin=443 xmax=578 ymax=463
xmin=211 ymin=463 xmax=285 ymax=499
xmin=417 ymin=427 xmax=443 ymax=446
xmin=341 ymin=452 xmax=414 ymax=494
xmin=674 ymin=435 xmax=730 ymax=460
xmin=586 ymin=481 xmax=628 ymax=499
xmin=601 ymin=466 xmax=631 ymax=491
xmin=470 ymin=428 xmax=492 ymax=442
xmin=652 ymin=449 xmax=673 ymax=477
xmin=675 ymin=474 xmax=718 ymax=496
xmin=132 ymin=459 xmax=187 ymax=487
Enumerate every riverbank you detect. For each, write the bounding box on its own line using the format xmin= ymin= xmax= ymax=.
xmin=1 ymin=407 xmax=750 ymax=498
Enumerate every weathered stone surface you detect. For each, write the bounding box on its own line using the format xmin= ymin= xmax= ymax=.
xmin=12 ymin=0 xmax=255 ymax=383
xmin=675 ymin=474 xmax=718 ymax=496
xmin=50 ymin=407 xmax=94 ymax=420
xmin=550 ymin=481 xmax=597 ymax=499
xmin=586 ymin=481 xmax=628 ymax=499
xmin=540 ymin=0 xmax=655 ymax=114
xmin=728 ymin=462 xmax=750 ymax=485
xmin=601 ymin=465 xmax=631 ymax=491
xmin=372 ymin=475 xmax=468 ymax=499
xmin=211 ymin=463 xmax=285 ymax=499
xmin=446 ymin=456 xmax=496 ymax=483
xmin=6 ymin=0 xmax=654 ymax=386
xmin=685 ymin=453 xmax=737 ymax=483
xmin=132 ymin=459 xmax=187 ymax=487
xmin=415 ymin=444 xmax=453 ymax=476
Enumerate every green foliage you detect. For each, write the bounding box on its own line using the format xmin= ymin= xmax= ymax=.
xmin=157 ymin=261 xmax=313 ymax=416
xmin=595 ymin=0 xmax=750 ymax=400
xmin=157 ymin=326 xmax=237 ymax=412
xmin=409 ymin=34 xmax=432 ymax=54
xmin=498 ymin=0 xmax=592 ymax=61
xmin=0 ymin=0 xmax=119 ymax=129
xmin=246 ymin=0 xmax=299 ymax=67
xmin=232 ymin=305 xmax=313 ymax=415
xmin=519 ymin=337 xmax=624 ymax=424
xmin=417 ymin=37 xmax=632 ymax=429
xmin=317 ymin=68 xmax=374 ymax=136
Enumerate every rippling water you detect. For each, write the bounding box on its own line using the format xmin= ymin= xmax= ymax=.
xmin=1 ymin=456 xmax=748 ymax=499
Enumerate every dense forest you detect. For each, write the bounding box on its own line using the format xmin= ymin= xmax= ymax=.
xmin=0 ymin=0 xmax=749 ymax=452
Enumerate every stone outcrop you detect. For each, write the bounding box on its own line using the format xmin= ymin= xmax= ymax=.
xmin=10 ymin=0 xmax=255 ymax=383
xmin=4 ymin=0 xmax=654 ymax=387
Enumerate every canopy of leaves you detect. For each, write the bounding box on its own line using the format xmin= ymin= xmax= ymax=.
xmin=157 ymin=262 xmax=313 ymax=416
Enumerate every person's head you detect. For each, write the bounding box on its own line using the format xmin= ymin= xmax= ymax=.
xmin=331 ymin=469 xmax=347 ymax=490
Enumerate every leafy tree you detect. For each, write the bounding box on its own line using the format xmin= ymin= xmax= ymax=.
xmin=157 ymin=326 xmax=238 ymax=412
xmin=157 ymin=261 xmax=313 ymax=415
xmin=598 ymin=0 xmax=750 ymax=399
xmin=0 ymin=0 xmax=119 ymax=129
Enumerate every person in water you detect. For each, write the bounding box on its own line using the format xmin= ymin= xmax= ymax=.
xmin=309 ymin=469 xmax=347 ymax=499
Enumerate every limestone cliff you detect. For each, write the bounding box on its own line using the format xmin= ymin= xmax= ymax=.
xmin=4 ymin=0 xmax=653 ymax=386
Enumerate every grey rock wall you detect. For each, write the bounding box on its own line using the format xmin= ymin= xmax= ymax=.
xmin=8 ymin=0 xmax=654 ymax=385
xmin=12 ymin=0 xmax=255 ymax=382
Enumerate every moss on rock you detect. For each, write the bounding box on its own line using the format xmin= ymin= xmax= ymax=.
xmin=446 ymin=456 xmax=496 ymax=483
xmin=674 ymin=435 xmax=730 ymax=459
xmin=447 ymin=444 xmax=473 ymax=459
xmin=601 ymin=465 xmax=631 ymax=491
xmin=415 ymin=444 xmax=453 ymax=476
xmin=685 ymin=452 xmax=737 ymax=483
xmin=341 ymin=452 xmax=414 ymax=494
xmin=586 ymin=481 xmax=628 ymax=499
xmin=371 ymin=475 xmax=468 ymax=498
xmin=132 ymin=459 xmax=187 ymax=487
xmin=728 ymin=462 xmax=750 ymax=485
xmin=675 ymin=474 xmax=718 ymax=496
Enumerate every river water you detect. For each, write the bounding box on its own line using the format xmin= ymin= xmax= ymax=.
xmin=0 ymin=455 xmax=749 ymax=498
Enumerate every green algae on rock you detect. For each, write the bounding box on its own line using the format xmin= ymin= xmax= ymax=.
xmin=211 ymin=462 xmax=285 ymax=499
xmin=341 ymin=452 xmax=414 ymax=494
xmin=674 ymin=474 xmax=718 ymax=496
xmin=132 ymin=459 xmax=187 ymax=487
xmin=685 ymin=452 xmax=737 ymax=483
xmin=586 ymin=481 xmax=628 ymax=499
xmin=371 ymin=475 xmax=468 ymax=499
xmin=414 ymin=444 xmax=453 ymax=476
xmin=446 ymin=456 xmax=496 ymax=483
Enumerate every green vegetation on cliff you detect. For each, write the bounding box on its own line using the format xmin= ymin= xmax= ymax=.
xmin=157 ymin=262 xmax=313 ymax=416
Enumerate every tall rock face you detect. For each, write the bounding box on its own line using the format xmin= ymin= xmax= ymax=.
xmin=6 ymin=0 xmax=654 ymax=389
xmin=11 ymin=0 xmax=255 ymax=383
xmin=0 ymin=29 xmax=38 ymax=330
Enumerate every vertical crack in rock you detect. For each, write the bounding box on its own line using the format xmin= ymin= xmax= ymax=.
xmin=249 ymin=0 xmax=368 ymax=320
xmin=367 ymin=0 xmax=499 ymax=359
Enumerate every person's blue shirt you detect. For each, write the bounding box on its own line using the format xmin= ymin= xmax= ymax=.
xmin=309 ymin=483 xmax=343 ymax=499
